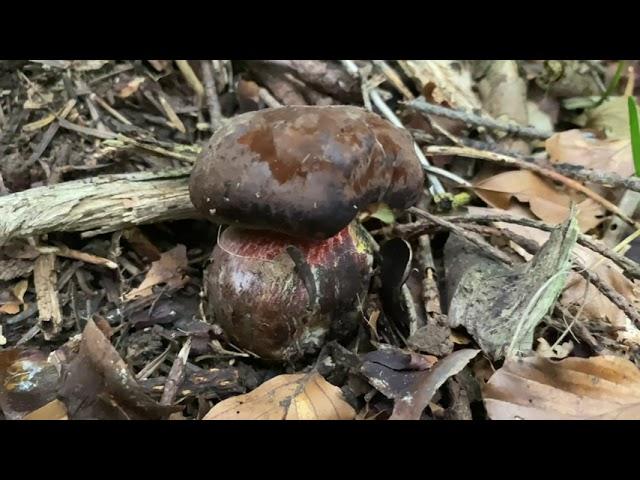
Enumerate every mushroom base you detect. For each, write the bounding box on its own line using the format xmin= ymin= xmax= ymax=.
xmin=204 ymin=223 xmax=374 ymax=362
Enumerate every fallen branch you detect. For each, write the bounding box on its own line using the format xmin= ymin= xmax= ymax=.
xmin=407 ymin=98 xmax=553 ymax=140
xmin=0 ymin=168 xmax=197 ymax=245
xmin=401 ymin=208 xmax=640 ymax=281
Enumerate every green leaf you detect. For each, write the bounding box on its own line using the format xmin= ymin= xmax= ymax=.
xmin=628 ymin=96 xmax=640 ymax=177
xmin=595 ymin=60 xmax=625 ymax=107
xmin=369 ymin=204 xmax=395 ymax=224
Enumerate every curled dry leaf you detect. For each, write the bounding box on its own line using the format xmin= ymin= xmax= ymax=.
xmin=124 ymin=244 xmax=188 ymax=300
xmin=546 ymin=129 xmax=633 ymax=178
xmin=361 ymin=348 xmax=479 ymax=420
xmin=484 ymin=355 xmax=640 ymax=420
xmin=0 ymin=279 xmax=28 ymax=314
xmin=58 ymin=319 xmax=179 ymax=420
xmin=397 ymin=60 xmax=482 ymax=111
xmin=474 ymin=170 xmax=605 ymax=232
xmin=203 ymin=372 xmax=355 ymax=420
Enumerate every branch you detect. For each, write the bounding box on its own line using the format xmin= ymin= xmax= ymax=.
xmin=0 ymin=168 xmax=197 ymax=245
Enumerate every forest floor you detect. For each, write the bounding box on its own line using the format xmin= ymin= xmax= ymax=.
xmin=1 ymin=60 xmax=640 ymax=420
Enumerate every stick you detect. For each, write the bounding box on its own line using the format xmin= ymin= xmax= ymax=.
xmin=160 ymin=338 xmax=192 ymax=406
xmin=424 ymin=145 xmax=639 ymax=229
xmin=34 ymin=253 xmax=62 ymax=340
xmin=0 ymin=168 xmax=197 ymax=245
xmin=407 ymin=98 xmax=553 ymax=139
xmin=200 ymin=60 xmax=223 ymax=131
xmin=410 ymin=208 xmax=513 ymax=265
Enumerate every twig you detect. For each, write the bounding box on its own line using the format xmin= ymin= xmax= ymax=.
xmin=372 ymin=60 xmax=414 ymax=100
xmin=34 ymin=253 xmax=62 ymax=340
xmin=400 ymin=209 xmax=640 ymax=281
xmin=175 ymin=60 xmax=204 ymax=98
xmin=574 ymin=264 xmax=640 ymax=327
xmin=551 ymin=163 xmax=640 ymax=193
xmin=410 ymin=208 xmax=513 ymax=265
xmin=200 ymin=60 xmax=223 ymax=131
xmin=160 ymin=338 xmax=192 ymax=406
xmin=424 ymin=145 xmax=639 ymax=229
xmin=36 ymin=244 xmax=118 ymax=269
xmin=90 ymin=93 xmax=132 ymax=125
xmin=407 ymin=98 xmax=553 ymax=139
xmin=27 ymin=99 xmax=77 ymax=165
xmin=258 ymin=88 xmax=282 ymax=108
xmin=157 ymin=94 xmax=186 ymax=133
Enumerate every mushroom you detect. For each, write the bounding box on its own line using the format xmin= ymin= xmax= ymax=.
xmin=189 ymin=105 xmax=426 ymax=361
xmin=189 ymin=105 xmax=425 ymax=239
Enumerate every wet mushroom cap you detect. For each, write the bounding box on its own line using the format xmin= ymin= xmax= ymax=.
xmin=189 ymin=105 xmax=425 ymax=239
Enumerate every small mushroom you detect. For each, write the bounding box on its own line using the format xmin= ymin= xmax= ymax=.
xmin=189 ymin=105 xmax=425 ymax=240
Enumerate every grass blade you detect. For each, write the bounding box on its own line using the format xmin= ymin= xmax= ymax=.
xmin=628 ymin=96 xmax=640 ymax=177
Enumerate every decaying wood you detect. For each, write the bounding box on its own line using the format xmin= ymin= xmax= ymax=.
xmin=0 ymin=168 xmax=197 ymax=245
xmin=34 ymin=253 xmax=62 ymax=340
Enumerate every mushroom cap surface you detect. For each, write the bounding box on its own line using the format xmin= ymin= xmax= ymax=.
xmin=190 ymin=105 xmax=425 ymax=239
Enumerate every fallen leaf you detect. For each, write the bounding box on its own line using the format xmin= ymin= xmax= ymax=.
xmin=124 ymin=245 xmax=188 ymax=300
xmin=478 ymin=60 xmax=528 ymax=127
xmin=0 ymin=279 xmax=28 ymax=314
xmin=23 ymin=399 xmax=68 ymax=420
xmin=361 ymin=348 xmax=479 ymax=420
xmin=397 ymin=60 xmax=482 ymax=110
xmin=586 ymin=95 xmax=640 ymax=140
xmin=484 ymin=355 xmax=640 ymax=419
xmin=474 ymin=170 xmax=605 ymax=232
xmin=446 ymin=213 xmax=578 ymax=359
xmin=527 ymin=101 xmax=554 ymax=134
xmin=546 ymin=129 xmax=633 ymax=177
xmin=203 ymin=372 xmax=355 ymax=420
xmin=58 ymin=319 xmax=179 ymax=420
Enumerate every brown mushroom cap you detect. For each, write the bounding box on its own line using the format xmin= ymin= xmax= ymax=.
xmin=189 ymin=105 xmax=425 ymax=239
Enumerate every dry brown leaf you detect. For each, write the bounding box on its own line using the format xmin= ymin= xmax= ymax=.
xmin=203 ymin=372 xmax=355 ymax=420
xmin=58 ymin=319 xmax=179 ymax=420
xmin=546 ymin=129 xmax=633 ymax=177
xmin=478 ymin=60 xmax=528 ymax=127
xmin=397 ymin=60 xmax=482 ymax=110
xmin=586 ymin=96 xmax=640 ymax=140
xmin=468 ymin=206 xmax=640 ymax=346
xmin=24 ymin=399 xmax=68 ymax=420
xmin=474 ymin=170 xmax=605 ymax=232
xmin=125 ymin=245 xmax=188 ymax=300
xmin=484 ymin=355 xmax=640 ymax=419
xmin=0 ymin=279 xmax=28 ymax=314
